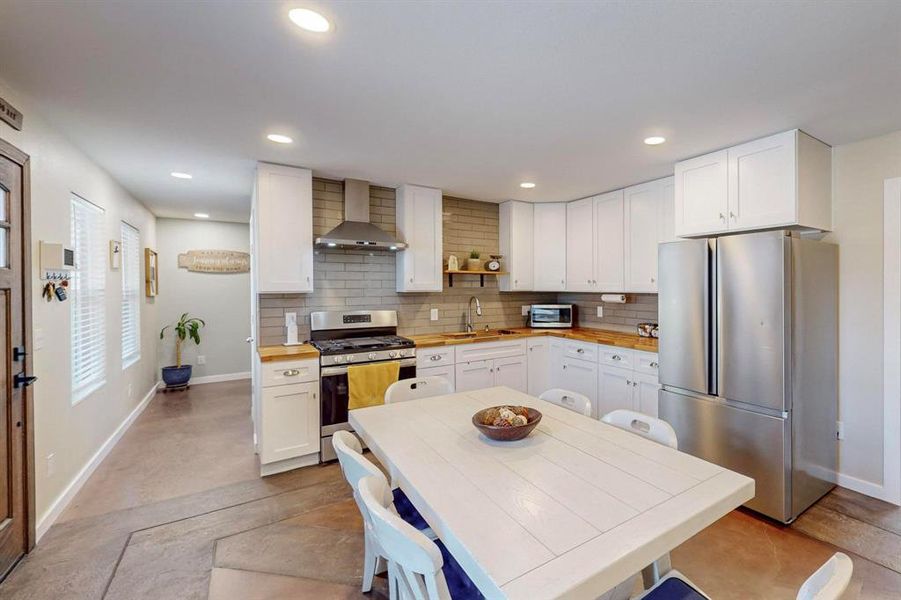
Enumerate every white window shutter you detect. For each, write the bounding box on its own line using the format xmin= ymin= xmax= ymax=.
xmin=71 ymin=195 xmax=106 ymax=403
xmin=121 ymin=221 xmax=141 ymax=367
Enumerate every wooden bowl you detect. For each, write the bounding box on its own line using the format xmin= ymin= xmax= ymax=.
xmin=472 ymin=406 xmax=542 ymax=441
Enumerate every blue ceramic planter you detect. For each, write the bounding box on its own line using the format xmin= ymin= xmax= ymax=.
xmin=161 ymin=365 xmax=192 ymax=387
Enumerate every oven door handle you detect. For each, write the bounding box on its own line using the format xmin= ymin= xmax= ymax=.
xmin=321 ymin=358 xmax=417 ymax=377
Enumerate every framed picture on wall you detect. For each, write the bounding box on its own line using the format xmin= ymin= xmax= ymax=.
xmin=110 ymin=240 xmax=121 ymax=270
xmin=145 ymin=248 xmax=158 ymax=297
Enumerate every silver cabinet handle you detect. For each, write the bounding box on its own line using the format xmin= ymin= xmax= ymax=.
xmin=562 ymin=365 xmax=567 ymax=370
xmin=649 ymin=361 xmax=659 ymax=368
xmin=719 ymin=212 xmax=726 ymax=221
xmin=514 ymin=279 xmax=518 ymax=284
xmin=729 ymin=211 xmax=736 ymax=219
xmin=576 ymin=348 xmax=584 ymax=354
xmin=650 ymin=277 xmax=655 ymax=283
xmin=245 ymin=337 xmax=254 ymax=343
xmin=612 ymin=355 xmax=622 ymax=361
xmin=409 ymin=278 xmax=413 ymax=283
xmin=430 ymin=355 xmax=442 ymax=361
xmin=283 ymin=369 xmax=301 ymax=376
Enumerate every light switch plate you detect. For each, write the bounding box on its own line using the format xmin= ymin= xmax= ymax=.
xmin=596 ymin=306 xmax=604 ymax=318
xmin=521 ymin=305 xmax=530 ymax=316
xmin=285 ymin=312 xmax=297 ymax=327
xmin=197 ymin=355 xmax=206 ymax=365
xmin=430 ymin=308 xmax=439 ymax=321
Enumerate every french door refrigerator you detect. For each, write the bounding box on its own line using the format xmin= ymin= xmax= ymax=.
xmin=658 ymin=230 xmax=837 ymax=523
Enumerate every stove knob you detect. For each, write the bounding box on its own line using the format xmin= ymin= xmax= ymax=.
xmin=368 ymin=353 xmax=377 ymax=360
xmin=388 ymin=351 xmax=398 ymax=358
xmin=398 ymin=349 xmax=407 ymax=357
xmin=333 ymin=355 xmax=344 ymax=363
xmin=346 ymin=355 xmax=354 ymax=362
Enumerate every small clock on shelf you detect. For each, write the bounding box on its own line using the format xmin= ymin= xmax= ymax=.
xmin=485 ymin=255 xmax=503 ymax=272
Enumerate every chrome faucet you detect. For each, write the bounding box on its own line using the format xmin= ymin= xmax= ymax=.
xmin=466 ymin=296 xmax=482 ymax=332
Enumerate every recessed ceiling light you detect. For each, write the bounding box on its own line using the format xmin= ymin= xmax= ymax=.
xmin=194 ymin=213 xmax=209 ymax=219
xmin=288 ymin=8 xmax=331 ymax=32
xmin=267 ymin=133 xmax=294 ymax=144
xmin=327 ymin=242 xmax=337 ymax=248
xmin=644 ymin=136 xmax=666 ymax=145
xmin=520 ymin=182 xmax=536 ymax=189
xmin=171 ymin=172 xmax=193 ymax=179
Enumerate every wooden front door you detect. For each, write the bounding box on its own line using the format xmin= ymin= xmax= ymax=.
xmin=0 ymin=139 xmax=33 ymax=580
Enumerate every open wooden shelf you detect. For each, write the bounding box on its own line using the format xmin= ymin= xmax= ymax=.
xmin=443 ymin=270 xmax=507 ymax=287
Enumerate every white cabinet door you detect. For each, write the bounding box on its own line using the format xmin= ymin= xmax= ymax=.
xmin=593 ymin=190 xmax=624 ymax=292
xmin=727 ymin=130 xmax=796 ymax=231
xmin=597 ymin=364 xmax=634 ymax=419
xmin=527 ymin=337 xmax=550 ymax=396
xmin=533 ymin=203 xmax=567 ymax=291
xmin=633 ymin=372 xmax=660 ymax=418
xmin=674 ymin=149 xmax=729 ymax=237
xmin=396 ymin=184 xmax=443 ymax=292
xmin=455 ymin=360 xmax=493 ymax=392
xmin=548 ymin=337 xmax=566 ymax=390
xmin=255 ymin=164 xmax=314 ymax=293
xmin=499 ymin=201 xmax=534 ymax=291
xmin=561 ymin=358 xmax=598 ymax=416
xmin=493 ymin=355 xmax=527 ymax=393
xmin=566 ymin=197 xmax=595 ymax=292
xmin=417 ymin=364 xmax=456 ymax=391
xmin=260 ymin=381 xmax=320 ymax=464
xmin=624 ymin=180 xmax=662 ymax=293
xmin=660 ymin=176 xmax=676 ymax=243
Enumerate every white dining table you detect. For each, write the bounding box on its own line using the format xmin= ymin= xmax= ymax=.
xmin=349 ymin=386 xmax=754 ymax=600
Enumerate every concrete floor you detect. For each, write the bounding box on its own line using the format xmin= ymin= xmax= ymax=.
xmin=2 ymin=380 xmax=899 ymax=599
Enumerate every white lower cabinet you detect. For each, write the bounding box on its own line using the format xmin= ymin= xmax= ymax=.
xmin=455 ymin=356 xmax=527 ymax=393
xmin=455 ymin=360 xmax=494 ymax=392
xmin=527 ymin=337 xmax=550 ymax=396
xmin=633 ymin=372 xmax=661 ymax=418
xmin=417 ymin=364 xmax=456 ymax=390
xmin=597 ymin=364 xmax=635 ymax=417
xmin=260 ymin=381 xmax=320 ymax=464
xmin=492 ymin=355 xmax=527 ymax=392
xmin=560 ymin=357 xmax=598 ymax=416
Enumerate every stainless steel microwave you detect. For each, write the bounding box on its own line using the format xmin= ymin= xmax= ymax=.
xmin=529 ymin=304 xmax=575 ymax=328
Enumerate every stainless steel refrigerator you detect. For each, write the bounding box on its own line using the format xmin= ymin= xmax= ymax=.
xmin=658 ymin=230 xmax=837 ymax=523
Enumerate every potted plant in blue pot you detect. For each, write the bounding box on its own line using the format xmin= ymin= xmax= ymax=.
xmin=160 ymin=313 xmax=205 ymax=390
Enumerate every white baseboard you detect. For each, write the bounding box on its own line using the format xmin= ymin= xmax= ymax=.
xmin=188 ymin=371 xmax=251 ymax=385
xmin=836 ymin=472 xmax=899 ymax=505
xmin=35 ymin=381 xmax=161 ymax=542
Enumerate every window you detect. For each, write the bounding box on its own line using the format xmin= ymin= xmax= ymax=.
xmin=71 ymin=195 xmax=106 ymax=403
xmin=121 ymin=221 xmax=141 ymax=367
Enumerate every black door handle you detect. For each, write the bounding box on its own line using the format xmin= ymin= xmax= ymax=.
xmin=14 ymin=373 xmax=37 ymax=388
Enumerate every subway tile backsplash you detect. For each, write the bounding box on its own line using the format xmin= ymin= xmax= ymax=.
xmin=257 ymin=178 xmax=659 ymax=345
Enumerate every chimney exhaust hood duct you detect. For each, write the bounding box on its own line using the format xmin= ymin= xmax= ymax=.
xmin=314 ymin=179 xmax=407 ymax=250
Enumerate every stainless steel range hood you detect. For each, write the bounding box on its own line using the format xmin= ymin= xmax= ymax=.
xmin=314 ymin=179 xmax=407 ymax=250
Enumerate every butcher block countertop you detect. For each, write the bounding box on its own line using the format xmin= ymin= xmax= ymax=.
xmin=409 ymin=327 xmax=658 ymax=352
xmin=257 ymin=344 xmax=320 ymax=362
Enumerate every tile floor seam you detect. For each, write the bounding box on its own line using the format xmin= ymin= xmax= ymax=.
xmin=101 ymin=530 xmax=134 ymax=600
xmin=210 ymin=497 xmax=352 ymax=548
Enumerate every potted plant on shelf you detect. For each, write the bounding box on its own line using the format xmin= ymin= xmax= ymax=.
xmin=160 ymin=313 xmax=205 ymax=390
xmin=467 ymin=250 xmax=481 ymax=271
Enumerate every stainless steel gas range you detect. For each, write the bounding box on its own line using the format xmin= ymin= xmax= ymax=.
xmin=309 ymin=310 xmax=416 ymax=462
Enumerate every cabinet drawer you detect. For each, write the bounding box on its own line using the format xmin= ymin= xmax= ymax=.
xmin=417 ymin=365 xmax=456 ymax=390
xmin=564 ymin=340 xmax=598 ymax=362
xmin=634 ymin=351 xmax=660 ymax=376
xmin=598 ymin=346 xmax=634 ymax=369
xmin=416 ymin=346 xmax=455 ymax=368
xmin=455 ymin=339 xmax=526 ymax=363
xmin=261 ymin=358 xmax=319 ymax=387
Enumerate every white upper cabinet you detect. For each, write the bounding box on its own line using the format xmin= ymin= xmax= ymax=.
xmin=675 ymin=130 xmax=831 ymax=237
xmin=566 ymin=197 xmax=595 ymax=292
xmin=674 ymin=149 xmax=729 ymax=237
xmin=624 ymin=179 xmax=665 ymax=293
xmin=396 ymin=184 xmax=443 ymax=292
xmin=253 ymin=163 xmax=314 ymax=293
xmin=593 ymin=190 xmax=625 ymax=292
xmin=532 ymin=203 xmax=567 ymax=291
xmin=499 ymin=201 xmax=534 ymax=291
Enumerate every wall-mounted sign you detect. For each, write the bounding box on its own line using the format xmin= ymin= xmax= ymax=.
xmin=177 ymin=250 xmax=250 ymax=273
xmin=0 ymin=96 xmax=23 ymax=131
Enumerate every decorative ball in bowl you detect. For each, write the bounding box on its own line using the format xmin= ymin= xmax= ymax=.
xmin=472 ymin=405 xmax=542 ymax=441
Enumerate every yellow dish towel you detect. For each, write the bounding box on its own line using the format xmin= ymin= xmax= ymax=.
xmin=348 ymin=361 xmax=400 ymax=410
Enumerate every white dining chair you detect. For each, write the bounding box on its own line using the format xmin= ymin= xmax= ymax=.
xmin=796 ymin=552 xmax=853 ymax=600
xmin=539 ymin=388 xmax=592 ymax=417
xmin=385 ymin=376 xmax=454 ymax=404
xmin=358 ymin=475 xmax=482 ymax=600
xmin=601 ymin=409 xmax=678 ymax=449
xmin=332 ymin=431 xmax=435 ymax=593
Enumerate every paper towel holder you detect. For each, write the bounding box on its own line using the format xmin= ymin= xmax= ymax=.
xmin=600 ymin=294 xmax=627 ymax=304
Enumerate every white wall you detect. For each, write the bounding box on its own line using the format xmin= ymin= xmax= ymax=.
xmin=156 ymin=218 xmax=251 ymax=378
xmin=0 ymin=78 xmax=159 ymax=529
xmin=826 ymin=129 xmax=901 ymax=491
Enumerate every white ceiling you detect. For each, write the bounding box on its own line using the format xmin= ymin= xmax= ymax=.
xmin=1 ymin=1 xmax=900 ymax=223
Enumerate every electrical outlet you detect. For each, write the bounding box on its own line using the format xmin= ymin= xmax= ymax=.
xmin=430 ymin=308 xmax=439 ymax=321
xmin=521 ymin=305 xmax=530 ymax=316
xmin=197 ymin=355 xmax=206 ymax=365
xmin=596 ymin=306 xmax=604 ymax=318
xmin=46 ymin=453 xmax=55 ymax=477
xmin=285 ymin=312 xmax=297 ymax=327
xmin=836 ymin=421 xmax=844 ymax=440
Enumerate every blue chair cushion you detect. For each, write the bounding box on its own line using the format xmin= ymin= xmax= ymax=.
xmin=435 ymin=539 xmax=485 ymax=600
xmin=392 ymin=487 xmax=430 ymax=531
xmin=643 ymin=576 xmax=706 ymax=600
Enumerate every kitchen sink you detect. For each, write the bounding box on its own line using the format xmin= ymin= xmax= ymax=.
xmin=441 ymin=329 xmax=519 ymax=339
